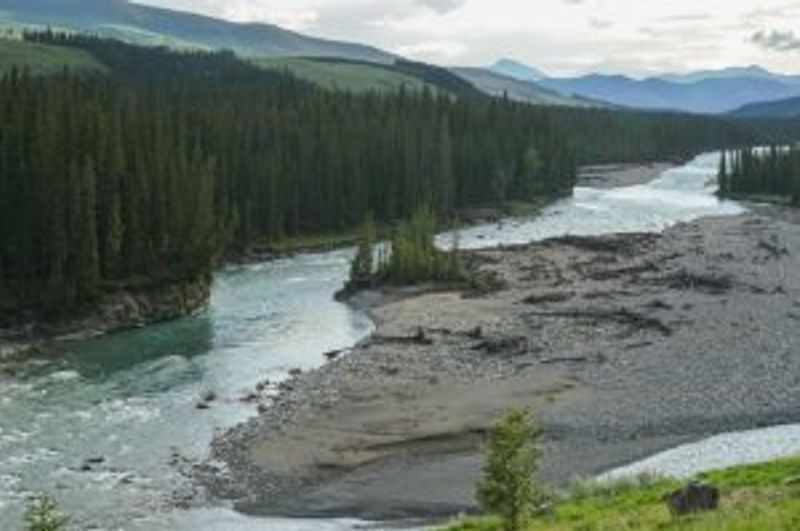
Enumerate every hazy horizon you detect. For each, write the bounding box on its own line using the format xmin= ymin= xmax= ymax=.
xmin=133 ymin=0 xmax=800 ymax=77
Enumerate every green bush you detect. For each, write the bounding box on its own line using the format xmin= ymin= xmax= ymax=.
xmin=476 ymin=409 xmax=549 ymax=531
xmin=348 ymin=214 xmax=377 ymax=289
xmin=379 ymin=206 xmax=463 ymax=285
xmin=24 ymin=495 xmax=70 ymax=531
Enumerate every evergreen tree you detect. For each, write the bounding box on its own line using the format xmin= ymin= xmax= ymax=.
xmin=476 ymin=409 xmax=548 ymax=531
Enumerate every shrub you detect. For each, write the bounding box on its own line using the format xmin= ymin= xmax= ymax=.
xmin=24 ymin=495 xmax=70 ymax=531
xmin=476 ymin=409 xmax=548 ymax=531
xmin=379 ymin=205 xmax=463 ymax=285
xmin=348 ymin=214 xmax=377 ymax=289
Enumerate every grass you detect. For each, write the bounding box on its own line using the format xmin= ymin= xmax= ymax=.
xmin=0 ymin=39 xmax=106 ymax=75
xmin=252 ymin=57 xmax=434 ymax=94
xmin=443 ymin=457 xmax=800 ymax=531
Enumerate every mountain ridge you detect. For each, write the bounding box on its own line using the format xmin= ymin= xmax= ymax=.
xmin=0 ymin=0 xmax=395 ymax=62
xmin=729 ymin=96 xmax=800 ymax=119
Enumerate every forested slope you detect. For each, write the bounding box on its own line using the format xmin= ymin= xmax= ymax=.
xmin=719 ymin=146 xmax=800 ymax=204
xmin=0 ymin=34 xmax=795 ymax=324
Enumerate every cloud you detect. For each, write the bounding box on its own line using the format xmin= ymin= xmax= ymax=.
xmin=395 ymin=39 xmax=467 ymax=59
xmin=751 ymin=29 xmax=800 ymax=52
xmin=416 ymin=0 xmax=467 ymax=13
xmin=135 ymin=0 xmax=800 ymax=76
xmin=590 ymin=17 xmax=613 ymax=30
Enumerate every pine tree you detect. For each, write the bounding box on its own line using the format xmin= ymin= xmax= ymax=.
xmin=349 ymin=214 xmax=376 ymax=289
xmin=476 ymin=409 xmax=548 ymax=531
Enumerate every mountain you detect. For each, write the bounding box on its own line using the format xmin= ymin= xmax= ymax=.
xmin=659 ymin=65 xmax=800 ymax=87
xmin=0 ymin=0 xmax=394 ymax=62
xmin=538 ymin=74 xmax=800 ymax=114
xmin=729 ymin=96 xmax=800 ymax=119
xmin=490 ymin=59 xmax=546 ymax=82
xmin=451 ymin=67 xmax=606 ymax=108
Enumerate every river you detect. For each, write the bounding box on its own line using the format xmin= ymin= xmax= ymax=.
xmin=2 ymin=152 xmax=795 ymax=530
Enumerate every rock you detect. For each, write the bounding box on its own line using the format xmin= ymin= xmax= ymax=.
xmin=664 ymin=481 xmax=720 ymax=516
xmin=241 ymin=392 xmax=259 ymax=403
xmin=324 ymin=349 xmax=343 ymax=361
xmin=79 ymin=456 xmax=106 ymax=471
xmin=202 ymin=390 xmax=217 ymax=403
xmin=380 ymin=365 xmax=400 ymax=376
xmin=473 ymin=335 xmax=529 ymax=356
xmin=196 ymin=401 xmax=211 ymax=410
xmin=467 ymin=326 xmax=483 ymax=339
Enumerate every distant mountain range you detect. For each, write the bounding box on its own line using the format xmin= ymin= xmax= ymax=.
xmin=489 ymin=59 xmax=547 ymax=83
xmin=659 ymin=65 xmax=800 ymax=87
xmin=451 ymin=67 xmax=603 ymax=108
xmin=0 ymin=0 xmax=394 ymax=62
xmin=492 ymin=58 xmax=800 ymax=115
xmin=729 ymin=96 xmax=800 ymax=119
xmin=3 ymin=1 xmax=800 ymax=116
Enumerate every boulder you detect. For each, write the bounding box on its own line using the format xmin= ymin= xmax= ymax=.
xmin=664 ymin=481 xmax=720 ymax=516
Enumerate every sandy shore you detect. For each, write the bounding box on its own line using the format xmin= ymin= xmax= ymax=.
xmin=206 ymin=164 xmax=800 ymax=521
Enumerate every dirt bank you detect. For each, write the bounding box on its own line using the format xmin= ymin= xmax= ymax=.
xmin=0 ymin=276 xmax=210 ymax=360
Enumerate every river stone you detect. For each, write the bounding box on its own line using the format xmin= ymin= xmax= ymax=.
xmin=664 ymin=481 xmax=720 ymax=516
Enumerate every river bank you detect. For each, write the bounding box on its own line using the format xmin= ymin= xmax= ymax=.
xmin=206 ymin=162 xmax=800 ymax=521
xmin=0 ymin=276 xmax=210 ymax=360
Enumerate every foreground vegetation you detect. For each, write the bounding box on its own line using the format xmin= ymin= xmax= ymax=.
xmin=719 ymin=146 xmax=800 ymax=205
xmin=446 ymin=456 xmax=800 ymax=530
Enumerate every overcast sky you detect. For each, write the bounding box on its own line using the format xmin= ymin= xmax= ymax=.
xmin=136 ymin=0 xmax=800 ymax=76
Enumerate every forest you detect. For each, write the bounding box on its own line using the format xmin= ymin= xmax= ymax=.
xmin=0 ymin=32 xmax=795 ymax=322
xmin=718 ymin=146 xmax=800 ymax=204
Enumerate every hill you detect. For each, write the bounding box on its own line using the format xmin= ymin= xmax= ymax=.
xmin=659 ymin=65 xmax=800 ymax=87
xmin=0 ymin=37 xmax=106 ymax=74
xmin=539 ymin=74 xmax=800 ymax=114
xmin=729 ymin=95 xmax=800 ymax=119
xmin=0 ymin=0 xmax=394 ymax=62
xmin=253 ymin=57 xmax=434 ymax=94
xmin=451 ymin=67 xmax=605 ymax=108
xmin=489 ymin=58 xmax=547 ymax=82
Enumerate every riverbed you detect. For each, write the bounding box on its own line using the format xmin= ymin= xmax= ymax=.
xmin=1 ymin=152 xmax=797 ymax=530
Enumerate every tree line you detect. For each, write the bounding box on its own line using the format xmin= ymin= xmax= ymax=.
xmin=718 ymin=146 xmax=800 ymax=204
xmin=0 ymin=33 xmax=794 ymax=322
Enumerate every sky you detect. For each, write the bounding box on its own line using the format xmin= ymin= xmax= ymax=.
xmin=136 ymin=0 xmax=800 ymax=77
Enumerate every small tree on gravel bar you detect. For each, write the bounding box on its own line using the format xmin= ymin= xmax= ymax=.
xmin=24 ymin=495 xmax=70 ymax=531
xmin=476 ymin=409 xmax=547 ymax=531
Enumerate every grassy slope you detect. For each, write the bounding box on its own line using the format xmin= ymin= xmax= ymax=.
xmin=252 ymin=57 xmax=434 ymax=93
xmin=0 ymin=38 xmax=106 ymax=75
xmin=445 ymin=457 xmax=800 ymax=530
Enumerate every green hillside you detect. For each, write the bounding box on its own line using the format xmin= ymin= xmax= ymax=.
xmin=0 ymin=38 xmax=106 ymax=75
xmin=253 ymin=57 xmax=434 ymax=94
xmin=730 ymin=96 xmax=800 ymax=119
xmin=446 ymin=457 xmax=800 ymax=531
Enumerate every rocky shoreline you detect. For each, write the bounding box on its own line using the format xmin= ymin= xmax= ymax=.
xmin=204 ymin=163 xmax=800 ymax=521
xmin=210 ymin=208 xmax=800 ymax=520
xmin=0 ymin=276 xmax=211 ymax=359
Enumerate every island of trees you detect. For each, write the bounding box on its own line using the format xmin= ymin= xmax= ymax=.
xmin=718 ymin=146 xmax=800 ymax=204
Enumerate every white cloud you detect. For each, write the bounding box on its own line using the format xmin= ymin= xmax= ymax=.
xmin=134 ymin=0 xmax=800 ymax=75
xmin=395 ymin=39 xmax=467 ymax=59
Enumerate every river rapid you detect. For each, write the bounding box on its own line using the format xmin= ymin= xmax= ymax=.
xmin=3 ymin=152 xmax=796 ymax=530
